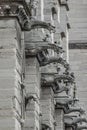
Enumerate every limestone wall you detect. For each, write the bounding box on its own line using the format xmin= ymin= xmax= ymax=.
xmin=68 ymin=0 xmax=87 ymax=43
xmin=0 ymin=19 xmax=24 ymax=130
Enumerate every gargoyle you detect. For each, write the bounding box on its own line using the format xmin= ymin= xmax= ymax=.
xmin=25 ymin=95 xmax=37 ymax=108
xmin=37 ymin=52 xmax=69 ymax=69
xmin=65 ymin=107 xmax=85 ymax=114
xmin=41 ymin=57 xmax=69 ymax=68
xmin=54 ymin=97 xmax=79 ymax=106
xmin=17 ymin=5 xmax=55 ymax=32
xmin=64 ymin=116 xmax=87 ymax=125
xmin=25 ymin=42 xmax=64 ymax=56
xmin=42 ymin=123 xmax=51 ymax=130
xmin=55 ymin=104 xmax=85 ymax=114
xmin=77 ymin=126 xmax=87 ymax=130
xmin=41 ymin=73 xmax=74 ymax=86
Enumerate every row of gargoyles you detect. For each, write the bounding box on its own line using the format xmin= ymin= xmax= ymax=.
xmin=64 ymin=115 xmax=87 ymax=130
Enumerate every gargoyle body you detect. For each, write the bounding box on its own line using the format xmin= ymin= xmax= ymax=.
xmin=65 ymin=107 xmax=85 ymax=114
xmin=39 ymin=56 xmax=69 ymax=68
xmin=17 ymin=6 xmax=55 ymax=32
xmin=25 ymin=42 xmax=64 ymax=56
xmin=64 ymin=116 xmax=87 ymax=125
xmin=55 ymin=97 xmax=78 ymax=106
xmin=77 ymin=126 xmax=87 ymax=130
xmin=55 ymin=103 xmax=84 ymax=114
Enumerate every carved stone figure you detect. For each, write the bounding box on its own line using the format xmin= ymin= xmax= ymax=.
xmin=37 ymin=52 xmax=69 ymax=69
xmin=25 ymin=42 xmax=64 ymax=56
xmin=64 ymin=116 xmax=87 ymax=125
xmin=28 ymin=0 xmax=39 ymax=16
xmin=77 ymin=126 xmax=87 ymax=130
xmin=0 ymin=4 xmax=55 ymax=32
xmin=64 ymin=107 xmax=85 ymax=114
xmin=55 ymin=97 xmax=79 ymax=106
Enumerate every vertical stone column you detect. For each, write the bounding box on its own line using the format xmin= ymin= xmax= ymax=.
xmin=0 ymin=19 xmax=23 ymax=130
xmin=40 ymin=87 xmax=55 ymax=130
xmin=24 ymin=31 xmax=41 ymax=130
xmin=55 ymin=109 xmax=64 ymax=130
xmin=60 ymin=6 xmax=67 ymax=60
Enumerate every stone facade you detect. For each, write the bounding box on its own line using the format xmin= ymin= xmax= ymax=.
xmin=0 ymin=0 xmax=87 ymax=130
xmin=68 ymin=0 xmax=87 ymax=125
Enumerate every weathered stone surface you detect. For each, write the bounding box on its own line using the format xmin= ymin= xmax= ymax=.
xmin=55 ymin=109 xmax=64 ymax=130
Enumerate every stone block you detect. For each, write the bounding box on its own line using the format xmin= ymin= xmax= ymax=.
xmin=0 ymin=77 xmax=21 ymax=89
xmin=25 ymin=83 xmax=40 ymax=98
xmin=24 ymin=75 xmax=40 ymax=87
xmin=0 ymin=88 xmax=22 ymax=103
xmin=25 ymin=58 xmax=39 ymax=67
xmin=0 ymin=48 xmax=16 ymax=58
xmin=0 ymin=19 xmax=18 ymax=28
xmin=25 ymin=111 xmax=39 ymax=121
xmin=24 ymin=117 xmax=39 ymax=128
xmin=0 ymin=118 xmax=21 ymax=129
xmin=0 ymin=109 xmax=19 ymax=119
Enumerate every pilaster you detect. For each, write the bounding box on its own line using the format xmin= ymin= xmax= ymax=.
xmin=0 ymin=18 xmax=24 ymax=130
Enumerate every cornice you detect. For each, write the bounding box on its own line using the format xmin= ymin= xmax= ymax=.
xmin=69 ymin=43 xmax=87 ymax=49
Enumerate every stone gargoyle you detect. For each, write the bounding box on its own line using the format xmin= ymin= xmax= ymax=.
xmin=41 ymin=73 xmax=75 ymax=87
xmin=17 ymin=5 xmax=55 ymax=32
xmin=54 ymin=97 xmax=79 ymax=106
xmin=0 ymin=2 xmax=55 ymax=32
xmin=76 ymin=126 xmax=87 ymax=130
xmin=25 ymin=42 xmax=64 ymax=56
xmin=42 ymin=123 xmax=51 ymax=130
xmin=56 ymin=105 xmax=85 ymax=114
xmin=64 ymin=116 xmax=87 ymax=126
xmin=64 ymin=107 xmax=85 ymax=114
xmin=37 ymin=51 xmax=69 ymax=69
